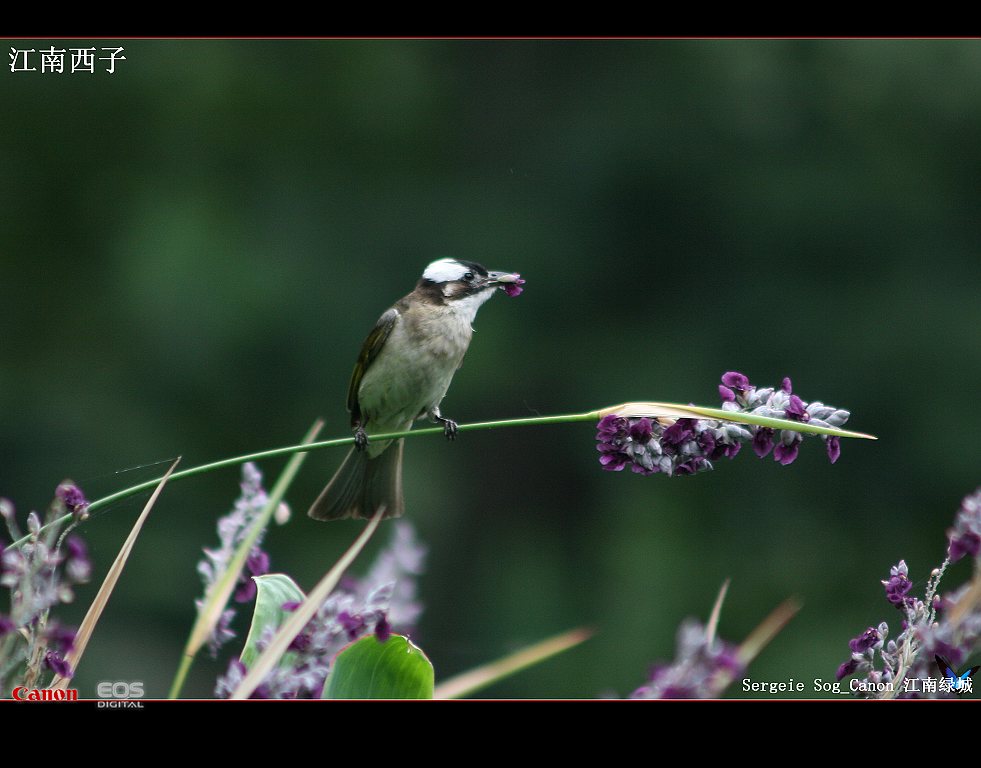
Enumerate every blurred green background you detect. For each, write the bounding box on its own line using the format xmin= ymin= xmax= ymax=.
xmin=2 ymin=39 xmax=979 ymax=699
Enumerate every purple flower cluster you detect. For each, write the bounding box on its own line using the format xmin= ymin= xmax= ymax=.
xmin=499 ymin=275 xmax=525 ymax=297
xmin=214 ymin=521 xmax=426 ymax=699
xmin=837 ymin=489 xmax=981 ymax=698
xmin=597 ymin=372 xmax=851 ymax=476
xmin=1 ymin=487 xmax=92 ymax=692
xmin=196 ymin=462 xmax=274 ymax=657
xmin=629 ymin=619 xmax=743 ymax=699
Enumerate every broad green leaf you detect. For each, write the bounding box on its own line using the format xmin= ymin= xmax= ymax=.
xmin=240 ymin=574 xmax=306 ymax=669
xmin=323 ymin=635 xmax=434 ymax=699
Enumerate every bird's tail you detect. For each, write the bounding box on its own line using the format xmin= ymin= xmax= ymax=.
xmin=308 ymin=439 xmax=404 ymax=521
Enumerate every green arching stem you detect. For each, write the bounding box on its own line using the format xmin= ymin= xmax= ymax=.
xmin=3 ymin=405 xmax=876 ymax=551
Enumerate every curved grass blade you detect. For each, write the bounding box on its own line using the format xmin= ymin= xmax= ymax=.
xmin=433 ymin=627 xmax=594 ymax=700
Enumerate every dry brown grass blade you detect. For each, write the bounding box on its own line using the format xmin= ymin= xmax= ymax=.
xmin=737 ymin=597 xmax=801 ymax=668
xmin=706 ymin=578 xmax=731 ymax=646
xmin=49 ymin=457 xmax=180 ymax=691
xmin=433 ymin=627 xmax=595 ymax=700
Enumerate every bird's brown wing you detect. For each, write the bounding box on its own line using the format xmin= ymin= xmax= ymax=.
xmin=347 ymin=307 xmax=399 ymax=427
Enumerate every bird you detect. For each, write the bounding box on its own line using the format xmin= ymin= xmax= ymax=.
xmin=308 ymin=258 xmax=523 ymax=521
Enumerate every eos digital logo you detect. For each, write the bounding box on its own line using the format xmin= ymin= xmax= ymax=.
xmin=96 ymin=681 xmax=145 ymax=708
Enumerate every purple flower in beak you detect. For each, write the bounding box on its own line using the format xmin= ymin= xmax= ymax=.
xmin=498 ymin=274 xmax=525 ymax=297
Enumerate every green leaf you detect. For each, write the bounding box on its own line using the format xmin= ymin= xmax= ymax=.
xmin=323 ymin=635 xmax=434 ymax=699
xmin=240 ymin=574 xmax=306 ymax=670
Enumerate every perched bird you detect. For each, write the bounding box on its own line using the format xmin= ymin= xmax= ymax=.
xmin=309 ymin=258 xmax=523 ymax=521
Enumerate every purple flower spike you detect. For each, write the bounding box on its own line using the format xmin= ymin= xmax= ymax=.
xmin=212 ymin=519 xmax=426 ymax=698
xmin=630 ymin=619 xmax=744 ymax=699
xmin=0 ymin=615 xmax=15 ymax=636
xmin=596 ymin=371 xmax=856 ymax=480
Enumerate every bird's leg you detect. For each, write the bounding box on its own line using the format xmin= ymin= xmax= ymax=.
xmin=429 ymin=406 xmax=458 ymax=441
xmin=353 ymin=422 xmax=368 ymax=452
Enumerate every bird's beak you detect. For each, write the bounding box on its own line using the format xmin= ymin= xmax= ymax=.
xmin=486 ymin=270 xmax=520 ymax=286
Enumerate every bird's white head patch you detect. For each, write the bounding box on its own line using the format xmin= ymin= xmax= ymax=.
xmin=422 ymin=258 xmax=480 ymax=284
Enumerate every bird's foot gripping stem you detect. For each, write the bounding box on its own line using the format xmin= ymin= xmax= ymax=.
xmin=429 ymin=409 xmax=458 ymax=441
xmin=442 ymin=419 xmax=458 ymax=441
xmin=354 ymin=426 xmax=368 ymax=451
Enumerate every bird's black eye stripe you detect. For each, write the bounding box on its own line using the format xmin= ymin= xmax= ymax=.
xmin=463 ymin=271 xmax=474 ymax=281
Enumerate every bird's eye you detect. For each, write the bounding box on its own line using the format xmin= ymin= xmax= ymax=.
xmin=463 ymin=271 xmax=474 ymax=281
